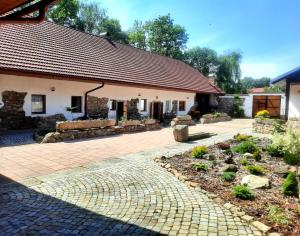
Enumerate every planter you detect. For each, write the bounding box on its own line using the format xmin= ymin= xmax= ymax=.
xmin=201 ymin=113 xmax=231 ymax=124
xmin=142 ymin=119 xmax=157 ymax=125
xmin=119 ymin=120 xmax=141 ymax=127
xmin=171 ymin=115 xmax=195 ymax=127
xmin=56 ymin=119 xmax=116 ymax=132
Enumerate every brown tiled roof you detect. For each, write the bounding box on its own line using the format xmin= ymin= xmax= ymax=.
xmin=249 ymin=88 xmax=265 ymax=93
xmin=0 ymin=21 xmax=221 ymax=94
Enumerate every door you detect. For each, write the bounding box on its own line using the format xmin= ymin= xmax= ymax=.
xmin=252 ymin=96 xmax=281 ymax=118
xmin=195 ymin=93 xmax=210 ymax=115
xmin=116 ymin=101 xmax=124 ymax=120
xmin=151 ymin=102 xmax=163 ymax=121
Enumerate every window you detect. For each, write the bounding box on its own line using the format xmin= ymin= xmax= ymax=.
xmin=111 ymin=100 xmax=117 ymax=111
xmin=165 ymin=100 xmax=171 ymax=112
xmin=140 ymin=99 xmax=147 ymax=112
xmin=71 ymin=96 xmax=82 ymax=113
xmin=31 ymin=95 xmax=46 ymax=114
xmin=179 ymin=101 xmax=186 ymax=111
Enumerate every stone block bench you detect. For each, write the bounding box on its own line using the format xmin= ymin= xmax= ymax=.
xmin=173 ymin=125 xmax=213 ymax=142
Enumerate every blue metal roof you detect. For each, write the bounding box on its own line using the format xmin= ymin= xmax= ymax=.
xmin=271 ymin=66 xmax=300 ymax=84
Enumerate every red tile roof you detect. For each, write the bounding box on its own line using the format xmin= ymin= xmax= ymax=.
xmin=249 ymin=88 xmax=265 ymax=93
xmin=0 ymin=21 xmax=221 ymax=94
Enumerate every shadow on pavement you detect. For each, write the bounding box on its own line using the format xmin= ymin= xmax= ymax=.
xmin=0 ymin=174 xmax=161 ymax=235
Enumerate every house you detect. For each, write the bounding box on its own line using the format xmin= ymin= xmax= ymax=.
xmin=271 ymin=66 xmax=300 ymax=120
xmin=0 ymin=21 xmax=222 ymax=129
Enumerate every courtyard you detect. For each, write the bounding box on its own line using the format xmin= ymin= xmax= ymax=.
xmin=0 ymin=119 xmax=266 ymax=235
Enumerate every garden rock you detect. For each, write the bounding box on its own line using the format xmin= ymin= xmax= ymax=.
xmin=203 ymin=153 xmax=216 ymax=161
xmin=241 ymin=175 xmax=271 ymax=189
xmin=243 ymin=153 xmax=254 ymax=159
xmin=173 ymin=125 xmax=189 ymax=142
xmin=220 ymin=164 xmax=238 ymax=173
xmin=274 ymin=166 xmax=289 ymax=177
xmin=224 ymin=155 xmax=234 ymax=164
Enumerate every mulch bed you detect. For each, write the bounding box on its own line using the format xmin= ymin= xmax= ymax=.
xmin=161 ymin=137 xmax=300 ymax=235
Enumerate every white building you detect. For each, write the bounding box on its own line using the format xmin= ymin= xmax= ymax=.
xmin=271 ymin=66 xmax=300 ymax=120
xmin=0 ymin=21 xmax=222 ymax=129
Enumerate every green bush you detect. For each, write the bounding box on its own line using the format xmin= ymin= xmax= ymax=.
xmin=232 ymin=185 xmax=254 ymax=200
xmin=282 ymin=172 xmax=299 ymax=197
xmin=283 ymin=151 xmax=299 ymax=165
xmin=221 ymin=172 xmax=236 ymax=181
xmin=272 ymin=119 xmax=286 ymax=134
xmin=267 ymin=205 xmax=290 ymax=225
xmin=253 ymin=149 xmax=262 ymax=161
xmin=234 ymin=133 xmax=251 ymax=142
xmin=246 ymin=165 xmax=265 ymax=175
xmin=233 ymin=141 xmax=258 ymax=154
xmin=191 ymin=146 xmax=208 ymax=158
xmin=224 ymin=149 xmax=233 ymax=155
xmin=192 ymin=162 xmax=208 ymax=171
xmin=240 ymin=159 xmax=249 ymax=166
xmin=267 ymin=144 xmax=284 ymax=157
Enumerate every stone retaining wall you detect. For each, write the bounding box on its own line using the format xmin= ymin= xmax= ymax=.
xmin=170 ymin=115 xmax=195 ymax=127
xmin=252 ymin=119 xmax=274 ymax=134
xmin=200 ymin=113 xmax=232 ymax=124
xmin=41 ymin=122 xmax=161 ymax=143
xmin=56 ymin=119 xmax=116 ymax=132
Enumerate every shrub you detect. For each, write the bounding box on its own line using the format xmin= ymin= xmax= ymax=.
xmin=234 ymin=133 xmax=251 ymax=142
xmin=233 ymin=141 xmax=258 ymax=154
xmin=232 ymin=96 xmax=245 ymax=118
xmin=267 ymin=145 xmax=284 ymax=157
xmin=191 ymin=146 xmax=208 ymax=158
xmin=267 ymin=205 xmax=290 ymax=225
xmin=192 ymin=162 xmax=208 ymax=171
xmin=217 ymin=142 xmax=230 ymax=150
xmin=282 ymin=172 xmax=299 ymax=197
xmin=240 ymin=159 xmax=249 ymax=166
xmin=253 ymin=149 xmax=262 ymax=161
xmin=272 ymin=119 xmax=286 ymax=134
xmin=246 ymin=165 xmax=265 ymax=175
xmin=255 ymin=110 xmax=270 ymax=119
xmin=232 ymin=185 xmax=254 ymax=200
xmin=221 ymin=172 xmax=236 ymax=181
xmin=283 ymin=151 xmax=299 ymax=165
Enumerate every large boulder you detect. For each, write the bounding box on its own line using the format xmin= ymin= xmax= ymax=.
xmin=241 ymin=175 xmax=271 ymax=189
xmin=173 ymin=125 xmax=189 ymax=142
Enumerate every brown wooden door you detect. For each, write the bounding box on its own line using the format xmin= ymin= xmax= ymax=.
xmin=252 ymin=96 xmax=281 ymax=118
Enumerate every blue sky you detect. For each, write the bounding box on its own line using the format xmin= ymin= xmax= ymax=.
xmin=97 ymin=0 xmax=300 ymax=79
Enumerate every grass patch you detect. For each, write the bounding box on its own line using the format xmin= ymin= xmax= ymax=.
xmin=267 ymin=205 xmax=290 ymax=225
xmin=192 ymin=162 xmax=208 ymax=171
xmin=220 ymin=172 xmax=236 ymax=182
xmin=232 ymin=185 xmax=254 ymax=200
xmin=233 ymin=141 xmax=258 ymax=154
xmin=245 ymin=165 xmax=265 ymax=175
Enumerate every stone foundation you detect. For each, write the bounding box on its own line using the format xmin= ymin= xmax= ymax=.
xmin=0 ymin=90 xmax=27 ymax=129
xmin=252 ymin=119 xmax=274 ymax=134
xmin=87 ymin=96 xmax=109 ymax=118
xmin=40 ymin=120 xmax=161 ymax=143
xmin=200 ymin=113 xmax=231 ymax=124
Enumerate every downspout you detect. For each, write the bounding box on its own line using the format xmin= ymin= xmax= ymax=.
xmin=84 ymin=82 xmax=105 ymax=119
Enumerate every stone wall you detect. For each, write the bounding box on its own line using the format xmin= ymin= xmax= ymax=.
xmin=252 ymin=119 xmax=274 ymax=134
xmin=216 ymin=97 xmax=234 ymax=115
xmin=170 ymin=115 xmax=195 ymax=127
xmin=0 ymin=90 xmax=27 ymax=129
xmin=127 ymin=98 xmax=141 ymax=120
xmin=56 ymin=119 xmax=115 ymax=132
xmin=200 ymin=113 xmax=232 ymax=124
xmin=41 ymin=122 xmax=161 ymax=143
xmin=87 ymin=96 xmax=109 ymax=118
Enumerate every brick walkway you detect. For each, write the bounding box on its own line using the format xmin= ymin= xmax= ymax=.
xmin=0 ymin=141 xmax=262 ymax=235
xmin=0 ymin=119 xmax=253 ymax=181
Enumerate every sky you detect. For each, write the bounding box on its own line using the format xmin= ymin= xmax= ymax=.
xmin=96 ymin=0 xmax=300 ymax=79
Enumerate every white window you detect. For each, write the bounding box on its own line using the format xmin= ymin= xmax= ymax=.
xmin=140 ymin=99 xmax=147 ymax=112
xmin=31 ymin=95 xmax=46 ymax=114
xmin=166 ymin=100 xmax=171 ymax=112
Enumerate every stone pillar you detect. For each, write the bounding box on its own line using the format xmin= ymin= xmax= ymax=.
xmin=173 ymin=125 xmax=189 ymax=142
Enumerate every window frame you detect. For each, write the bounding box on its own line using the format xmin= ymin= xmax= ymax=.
xmin=31 ymin=94 xmax=46 ymax=114
xmin=71 ymin=96 xmax=82 ymax=113
xmin=111 ymin=100 xmax=117 ymax=111
xmin=179 ymin=100 xmax=186 ymax=112
xmin=140 ymin=99 xmax=147 ymax=112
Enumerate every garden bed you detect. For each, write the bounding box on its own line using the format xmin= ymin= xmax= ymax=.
xmin=157 ymin=135 xmax=300 ymax=235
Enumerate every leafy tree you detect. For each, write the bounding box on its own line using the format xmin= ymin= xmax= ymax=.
xmin=76 ymin=2 xmax=107 ymax=35
xmin=128 ymin=20 xmax=146 ymax=49
xmin=47 ymin=0 xmax=80 ymax=27
xmin=216 ymin=51 xmax=242 ymax=93
xmin=184 ymin=47 xmax=218 ymax=76
xmin=100 ymin=18 xmax=128 ymax=43
xmin=144 ymin=14 xmax=188 ymax=59
xmin=264 ymin=85 xmax=283 ymax=93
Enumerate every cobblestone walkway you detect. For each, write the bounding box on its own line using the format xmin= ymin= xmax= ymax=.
xmin=0 ymin=153 xmax=262 ymax=235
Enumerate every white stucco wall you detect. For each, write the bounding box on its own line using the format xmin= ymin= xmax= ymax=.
xmin=288 ymin=84 xmax=300 ymax=119
xmin=0 ymin=74 xmax=196 ymax=120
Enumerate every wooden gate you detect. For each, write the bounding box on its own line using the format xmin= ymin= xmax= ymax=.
xmin=252 ymin=95 xmax=281 ymax=118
